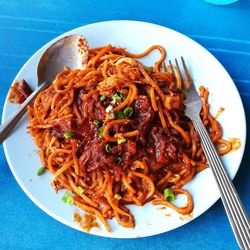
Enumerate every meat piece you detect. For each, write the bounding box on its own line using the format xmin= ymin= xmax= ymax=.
xmin=109 ymin=139 xmax=137 ymax=168
xmin=96 ymin=196 xmax=114 ymax=219
xmin=109 ymin=144 xmax=123 ymax=155
xmin=50 ymin=118 xmax=98 ymax=139
xmin=151 ymin=127 xmax=169 ymax=164
xmin=146 ymin=126 xmax=179 ymax=171
xmin=78 ymin=140 xmax=115 ymax=175
xmin=125 ymin=140 xmax=137 ymax=156
xmin=133 ymin=95 xmax=155 ymax=135
xmin=123 ymin=139 xmax=137 ymax=165
xmin=84 ymin=93 xmax=106 ymax=121
xmin=74 ymin=88 xmax=86 ymax=116
xmin=8 ymin=79 xmax=32 ymax=104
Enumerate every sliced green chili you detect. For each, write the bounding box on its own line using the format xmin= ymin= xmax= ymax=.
xmin=163 ymin=189 xmax=175 ymax=201
xmin=117 ymin=138 xmax=126 ymax=144
xmin=123 ymin=107 xmax=133 ymax=117
xmin=36 ymin=167 xmax=45 ymax=176
xmin=116 ymin=156 xmax=123 ymax=164
xmin=63 ymin=131 xmax=74 ymax=139
xmin=100 ymin=95 xmax=106 ymax=101
xmin=114 ymin=111 xmax=125 ymax=119
xmin=62 ymin=191 xmax=74 ymax=205
xmin=98 ymin=126 xmax=104 ymax=138
xmin=105 ymin=144 xmax=111 ymax=153
xmin=114 ymin=194 xmax=122 ymax=200
xmin=93 ymin=120 xmax=100 ymax=126
xmin=76 ymin=186 xmax=84 ymax=194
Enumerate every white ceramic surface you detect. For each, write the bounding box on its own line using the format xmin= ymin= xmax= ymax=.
xmin=2 ymin=20 xmax=246 ymax=238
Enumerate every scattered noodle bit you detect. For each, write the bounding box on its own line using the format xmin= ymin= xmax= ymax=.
xmin=8 ymin=79 xmax=32 ymax=104
xmin=159 ymin=207 xmax=166 ymax=210
xmin=74 ymin=212 xmax=100 ymax=232
xmin=215 ymin=107 xmax=225 ymax=119
xmin=229 ymin=138 xmax=241 ymax=151
xmin=179 ymin=212 xmax=193 ymax=221
xmin=165 ymin=213 xmax=171 ymax=217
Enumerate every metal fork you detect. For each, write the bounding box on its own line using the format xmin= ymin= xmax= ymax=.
xmin=170 ymin=57 xmax=250 ymax=250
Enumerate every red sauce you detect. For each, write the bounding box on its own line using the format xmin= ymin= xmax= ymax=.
xmin=49 ymin=87 xmax=186 ymax=183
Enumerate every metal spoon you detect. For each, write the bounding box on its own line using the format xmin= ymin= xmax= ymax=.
xmin=0 ymin=34 xmax=88 ymax=144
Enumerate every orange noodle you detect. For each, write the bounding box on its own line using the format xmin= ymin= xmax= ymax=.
xmin=27 ymin=43 xmax=233 ymax=231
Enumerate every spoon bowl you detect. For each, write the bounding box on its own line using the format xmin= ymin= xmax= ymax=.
xmin=38 ymin=34 xmax=88 ymax=84
xmin=0 ymin=34 xmax=89 ymax=144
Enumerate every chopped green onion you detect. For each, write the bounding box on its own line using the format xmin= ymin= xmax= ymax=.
xmin=76 ymin=186 xmax=84 ymax=194
xmin=94 ymin=120 xmax=100 ymax=126
xmin=105 ymin=105 xmax=113 ymax=113
xmin=143 ymin=65 xmax=152 ymax=74
xmin=114 ymin=194 xmax=122 ymax=200
xmin=117 ymin=138 xmax=126 ymax=144
xmin=105 ymin=144 xmax=111 ymax=153
xmin=123 ymin=107 xmax=133 ymax=118
xmin=98 ymin=126 xmax=104 ymax=138
xmin=63 ymin=131 xmax=74 ymax=139
xmin=163 ymin=189 xmax=175 ymax=201
xmin=110 ymin=98 xmax=116 ymax=104
xmin=62 ymin=191 xmax=74 ymax=205
xmin=114 ymin=111 xmax=125 ymax=119
xmin=116 ymin=156 xmax=123 ymax=164
xmin=36 ymin=167 xmax=45 ymax=176
xmin=100 ymin=95 xmax=106 ymax=101
xmin=119 ymin=93 xmax=125 ymax=100
xmin=111 ymin=92 xmax=126 ymax=104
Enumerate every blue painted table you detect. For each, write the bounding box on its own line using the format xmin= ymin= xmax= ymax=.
xmin=0 ymin=1 xmax=249 ymax=249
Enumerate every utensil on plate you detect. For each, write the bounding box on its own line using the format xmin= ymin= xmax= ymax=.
xmin=0 ymin=34 xmax=88 ymax=144
xmin=169 ymin=57 xmax=250 ymax=250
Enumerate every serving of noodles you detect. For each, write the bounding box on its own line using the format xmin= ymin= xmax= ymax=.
xmin=27 ymin=42 xmax=232 ymax=232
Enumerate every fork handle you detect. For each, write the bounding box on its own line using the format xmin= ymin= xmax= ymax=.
xmin=192 ymin=117 xmax=250 ymax=250
xmin=0 ymin=81 xmax=50 ymax=144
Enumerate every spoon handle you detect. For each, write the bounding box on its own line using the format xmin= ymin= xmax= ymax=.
xmin=0 ymin=81 xmax=50 ymax=144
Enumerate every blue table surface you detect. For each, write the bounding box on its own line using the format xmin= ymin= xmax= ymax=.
xmin=1 ymin=1 xmax=250 ymax=249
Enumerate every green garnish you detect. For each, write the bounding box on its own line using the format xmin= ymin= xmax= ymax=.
xmin=98 ymin=126 xmax=104 ymax=138
xmin=105 ymin=105 xmax=113 ymax=113
xmin=36 ymin=167 xmax=45 ymax=176
xmin=114 ymin=194 xmax=122 ymax=200
xmin=62 ymin=191 xmax=74 ymax=205
xmin=163 ymin=189 xmax=175 ymax=201
xmin=63 ymin=131 xmax=74 ymax=139
xmin=116 ymin=156 xmax=123 ymax=164
xmin=114 ymin=111 xmax=125 ymax=119
xmin=100 ymin=95 xmax=106 ymax=101
xmin=94 ymin=120 xmax=100 ymax=126
xmin=76 ymin=186 xmax=84 ymax=194
xmin=111 ymin=92 xmax=126 ymax=104
xmin=123 ymin=107 xmax=133 ymax=118
xmin=143 ymin=65 xmax=152 ymax=74
xmin=117 ymin=138 xmax=126 ymax=144
xmin=105 ymin=144 xmax=111 ymax=153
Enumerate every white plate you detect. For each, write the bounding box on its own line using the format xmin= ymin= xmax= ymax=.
xmin=2 ymin=20 xmax=246 ymax=238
